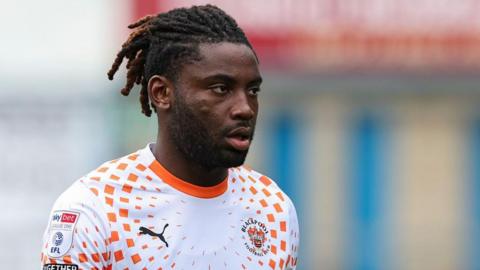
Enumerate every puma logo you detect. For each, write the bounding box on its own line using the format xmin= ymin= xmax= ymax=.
xmin=139 ymin=223 xmax=169 ymax=247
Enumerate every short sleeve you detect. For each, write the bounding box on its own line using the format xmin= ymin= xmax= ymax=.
xmin=285 ymin=198 xmax=300 ymax=270
xmin=41 ymin=181 xmax=112 ymax=270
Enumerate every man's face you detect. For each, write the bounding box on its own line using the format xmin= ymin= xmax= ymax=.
xmin=167 ymin=42 xmax=262 ymax=169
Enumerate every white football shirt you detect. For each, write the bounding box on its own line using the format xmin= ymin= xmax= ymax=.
xmin=41 ymin=144 xmax=299 ymax=270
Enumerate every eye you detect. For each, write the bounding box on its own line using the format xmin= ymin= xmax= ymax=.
xmin=210 ymin=85 xmax=229 ymax=95
xmin=248 ymin=87 xmax=261 ymax=96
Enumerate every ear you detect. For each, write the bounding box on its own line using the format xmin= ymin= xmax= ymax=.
xmin=148 ymin=75 xmax=174 ymax=110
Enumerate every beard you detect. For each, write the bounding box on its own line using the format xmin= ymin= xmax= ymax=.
xmin=167 ymin=91 xmax=255 ymax=170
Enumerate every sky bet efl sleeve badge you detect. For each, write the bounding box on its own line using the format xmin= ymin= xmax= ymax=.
xmin=46 ymin=211 xmax=80 ymax=258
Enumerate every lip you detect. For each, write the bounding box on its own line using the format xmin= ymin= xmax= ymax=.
xmin=227 ymin=127 xmax=251 ymax=137
xmin=225 ymin=136 xmax=251 ymax=151
xmin=225 ymin=127 xmax=252 ymax=151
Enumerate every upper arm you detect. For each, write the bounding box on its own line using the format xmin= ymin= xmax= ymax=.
xmin=41 ymin=182 xmax=111 ymax=269
xmin=285 ymin=198 xmax=300 ymax=270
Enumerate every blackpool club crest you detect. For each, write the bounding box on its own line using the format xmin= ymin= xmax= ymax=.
xmin=241 ymin=218 xmax=270 ymax=256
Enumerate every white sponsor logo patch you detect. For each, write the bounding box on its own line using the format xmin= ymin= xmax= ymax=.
xmin=46 ymin=211 xmax=79 ymax=258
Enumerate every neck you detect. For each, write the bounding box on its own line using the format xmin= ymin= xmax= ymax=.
xmin=152 ymin=133 xmax=228 ymax=187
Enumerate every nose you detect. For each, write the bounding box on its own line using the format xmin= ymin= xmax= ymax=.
xmin=230 ymin=90 xmax=256 ymax=120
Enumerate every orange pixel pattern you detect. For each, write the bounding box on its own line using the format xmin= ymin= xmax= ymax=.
xmin=41 ymin=144 xmax=299 ymax=269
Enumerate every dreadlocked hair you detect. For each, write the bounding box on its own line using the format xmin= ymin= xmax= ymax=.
xmin=107 ymin=4 xmax=254 ymax=117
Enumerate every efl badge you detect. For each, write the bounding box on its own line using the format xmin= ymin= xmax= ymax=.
xmin=241 ymin=218 xmax=270 ymax=256
xmin=46 ymin=211 xmax=80 ymax=258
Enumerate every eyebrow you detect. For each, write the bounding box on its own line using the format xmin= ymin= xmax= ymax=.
xmin=201 ymin=73 xmax=263 ymax=85
xmin=249 ymin=76 xmax=263 ymax=85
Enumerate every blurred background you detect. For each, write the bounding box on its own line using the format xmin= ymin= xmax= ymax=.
xmin=1 ymin=0 xmax=480 ymax=269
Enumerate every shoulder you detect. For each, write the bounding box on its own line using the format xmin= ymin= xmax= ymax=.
xmin=51 ymin=180 xmax=103 ymax=212
xmin=234 ymin=166 xmax=290 ymax=199
xmin=46 ymin=179 xmax=110 ymax=234
xmin=233 ymin=166 xmax=297 ymax=217
xmin=78 ymin=150 xmax=145 ymax=198
xmin=46 ymin=150 xmax=143 ymax=225
xmin=83 ymin=151 xmax=143 ymax=184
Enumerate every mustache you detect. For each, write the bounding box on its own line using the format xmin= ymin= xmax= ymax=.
xmin=222 ymin=120 xmax=255 ymax=136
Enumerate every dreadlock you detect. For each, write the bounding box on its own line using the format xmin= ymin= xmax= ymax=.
xmin=107 ymin=4 xmax=254 ymax=117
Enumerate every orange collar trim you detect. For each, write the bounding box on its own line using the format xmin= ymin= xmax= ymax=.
xmin=148 ymin=160 xmax=228 ymax=199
